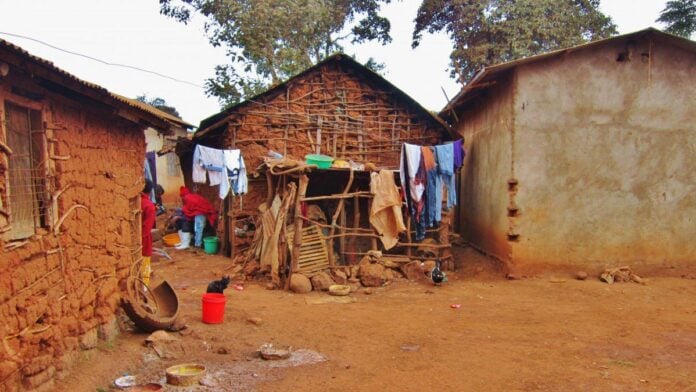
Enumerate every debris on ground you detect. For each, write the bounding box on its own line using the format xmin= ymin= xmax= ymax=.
xmin=600 ymin=266 xmax=646 ymax=284
xmin=258 ymin=343 xmax=292 ymax=360
xmin=576 ymin=271 xmax=588 ymax=280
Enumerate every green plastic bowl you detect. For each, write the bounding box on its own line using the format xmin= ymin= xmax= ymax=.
xmin=305 ymin=154 xmax=334 ymax=169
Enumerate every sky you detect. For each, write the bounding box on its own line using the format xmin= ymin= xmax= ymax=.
xmin=0 ymin=0 xmax=671 ymax=126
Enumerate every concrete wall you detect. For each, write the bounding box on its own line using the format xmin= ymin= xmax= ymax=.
xmin=145 ymin=127 xmax=186 ymax=205
xmin=0 ymin=81 xmax=144 ymax=391
xmin=455 ymin=72 xmax=515 ymax=263
xmin=512 ymin=37 xmax=696 ymax=269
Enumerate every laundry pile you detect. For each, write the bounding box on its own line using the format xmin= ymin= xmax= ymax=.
xmin=192 ymin=145 xmax=248 ymax=199
xmin=399 ymin=140 xmax=464 ymax=241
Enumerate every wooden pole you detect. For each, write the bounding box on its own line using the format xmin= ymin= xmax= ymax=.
xmin=367 ymin=197 xmax=377 ymax=251
xmin=265 ymin=171 xmax=274 ymax=206
xmin=406 ymin=214 xmax=412 ymax=257
xmin=291 ymin=174 xmax=309 ymax=273
xmin=350 ymin=194 xmax=360 ymax=263
xmin=327 ymin=169 xmax=354 ymax=268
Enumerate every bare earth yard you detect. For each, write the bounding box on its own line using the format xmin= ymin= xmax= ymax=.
xmin=55 ymin=248 xmax=696 ymax=391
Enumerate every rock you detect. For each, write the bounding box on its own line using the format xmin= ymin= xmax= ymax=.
xmin=422 ymin=260 xmax=437 ymax=273
xmin=145 ymin=330 xmax=179 ymax=344
xmin=311 ymin=272 xmax=335 ymax=291
xmin=506 ymin=273 xmax=520 ymax=280
xmin=290 ymin=274 xmax=312 ymax=294
xmin=168 ymin=317 xmax=188 ymax=332
xmin=359 ymin=263 xmax=386 ymax=287
xmin=364 ymin=288 xmax=373 ymax=295
xmin=216 ymin=347 xmax=229 ymax=355
xmin=400 ymin=261 xmax=424 ymax=281
xmin=79 ymin=328 xmax=98 ymax=350
xmin=265 ymin=282 xmax=276 ymax=290
xmin=576 ymin=271 xmax=588 ymax=280
xmin=332 ymin=270 xmax=348 ymax=284
xmin=97 ymin=317 xmax=119 ymax=343
xmin=247 ymin=317 xmax=263 ymax=326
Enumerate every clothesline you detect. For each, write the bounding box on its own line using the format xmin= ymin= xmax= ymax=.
xmin=399 ymin=139 xmax=464 ymax=242
xmin=192 ymin=144 xmax=249 ymax=199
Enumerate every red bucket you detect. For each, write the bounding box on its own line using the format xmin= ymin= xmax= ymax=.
xmin=201 ymin=293 xmax=226 ymax=324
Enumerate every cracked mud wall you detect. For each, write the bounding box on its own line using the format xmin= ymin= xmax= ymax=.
xmin=0 ymin=87 xmax=144 ymax=391
xmin=512 ymin=37 xmax=696 ymax=269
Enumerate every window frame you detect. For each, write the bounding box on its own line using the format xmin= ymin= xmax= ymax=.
xmin=1 ymin=95 xmax=51 ymax=240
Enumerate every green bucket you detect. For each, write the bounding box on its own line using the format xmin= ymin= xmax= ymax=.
xmin=203 ymin=236 xmax=219 ymax=255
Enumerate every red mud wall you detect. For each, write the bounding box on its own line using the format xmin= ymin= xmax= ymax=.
xmin=0 ymin=92 xmax=144 ymax=391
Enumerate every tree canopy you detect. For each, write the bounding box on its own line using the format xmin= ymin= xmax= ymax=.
xmin=136 ymin=95 xmax=181 ymax=118
xmin=656 ymin=0 xmax=696 ymax=38
xmin=160 ymin=0 xmax=392 ymax=107
xmin=412 ymin=0 xmax=617 ymax=83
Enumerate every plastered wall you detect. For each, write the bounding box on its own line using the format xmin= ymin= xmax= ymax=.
xmin=455 ymin=73 xmax=515 ymax=263
xmin=512 ymin=38 xmax=696 ymax=269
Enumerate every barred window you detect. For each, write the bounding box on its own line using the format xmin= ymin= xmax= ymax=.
xmin=4 ymin=102 xmax=49 ymax=240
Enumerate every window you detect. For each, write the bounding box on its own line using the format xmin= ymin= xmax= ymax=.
xmin=4 ymin=102 xmax=49 ymax=240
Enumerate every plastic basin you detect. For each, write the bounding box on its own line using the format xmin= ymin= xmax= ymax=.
xmin=162 ymin=233 xmax=180 ymax=247
xmin=305 ymin=154 xmax=334 ymax=169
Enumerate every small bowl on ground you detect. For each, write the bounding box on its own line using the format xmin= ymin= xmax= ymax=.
xmin=165 ymin=363 xmax=206 ymax=386
xmin=329 ymin=284 xmax=350 ymax=296
xmin=114 ymin=375 xmax=137 ymax=389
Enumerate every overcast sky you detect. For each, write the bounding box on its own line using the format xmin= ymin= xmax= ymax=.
xmin=0 ymin=0 xmax=670 ymax=125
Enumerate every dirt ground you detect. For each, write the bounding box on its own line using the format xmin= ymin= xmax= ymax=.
xmin=53 ymin=246 xmax=696 ymax=391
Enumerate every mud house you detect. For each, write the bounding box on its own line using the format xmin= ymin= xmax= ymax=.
xmin=0 ymin=40 xmax=178 ymax=391
xmin=187 ymin=53 xmax=450 ymax=253
xmin=135 ymin=99 xmax=192 ymax=206
xmin=440 ymin=28 xmax=696 ymax=272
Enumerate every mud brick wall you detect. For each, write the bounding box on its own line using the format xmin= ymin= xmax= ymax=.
xmin=193 ymin=59 xmax=446 ymax=216
xmin=0 ymin=96 xmax=144 ymax=391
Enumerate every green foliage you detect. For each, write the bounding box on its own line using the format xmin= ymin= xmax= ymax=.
xmin=160 ymin=0 xmax=392 ymax=107
xmin=657 ymin=0 xmax=696 ymax=38
xmin=412 ymin=0 xmax=617 ymax=83
xmin=135 ymin=94 xmax=181 ymax=118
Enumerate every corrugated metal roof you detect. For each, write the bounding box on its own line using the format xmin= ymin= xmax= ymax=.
xmin=0 ymin=38 xmax=192 ymax=130
xmin=197 ymin=53 xmax=450 ymax=136
xmin=440 ymin=28 xmax=696 ymax=117
xmin=110 ymin=93 xmax=194 ymax=129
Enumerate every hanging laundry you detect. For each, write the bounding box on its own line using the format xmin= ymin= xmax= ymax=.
xmin=399 ymin=143 xmax=425 ymax=205
xmin=453 ymin=139 xmax=465 ymax=169
xmin=422 ymin=146 xmax=440 ymax=229
xmin=193 ymin=145 xmax=249 ymax=199
xmin=370 ymin=169 xmax=406 ymax=250
xmin=222 ymin=149 xmax=248 ymax=197
xmin=434 ymin=143 xmax=456 ymax=210
xmin=193 ymin=145 xmax=225 ymax=185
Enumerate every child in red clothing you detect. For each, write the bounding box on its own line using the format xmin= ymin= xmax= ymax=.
xmin=141 ymin=180 xmax=156 ymax=285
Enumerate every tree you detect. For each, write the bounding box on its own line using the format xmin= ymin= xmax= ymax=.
xmin=160 ymin=0 xmax=392 ymax=106
xmin=136 ymin=95 xmax=181 ymax=118
xmin=657 ymin=0 xmax=696 ymax=38
xmin=412 ymin=0 xmax=617 ymax=83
